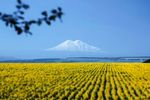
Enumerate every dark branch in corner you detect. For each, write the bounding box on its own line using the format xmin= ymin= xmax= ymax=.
xmin=0 ymin=0 xmax=63 ymax=35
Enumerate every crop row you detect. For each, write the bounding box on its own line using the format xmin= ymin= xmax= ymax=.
xmin=0 ymin=63 xmax=149 ymax=99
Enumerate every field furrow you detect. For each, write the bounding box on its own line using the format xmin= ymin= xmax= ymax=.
xmin=0 ymin=63 xmax=150 ymax=99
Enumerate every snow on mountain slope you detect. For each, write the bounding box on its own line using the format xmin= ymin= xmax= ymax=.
xmin=46 ymin=40 xmax=100 ymax=52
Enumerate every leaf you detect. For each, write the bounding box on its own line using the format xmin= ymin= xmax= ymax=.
xmin=24 ymin=23 xmax=30 ymax=31
xmin=22 ymin=4 xmax=30 ymax=9
xmin=42 ymin=11 xmax=48 ymax=16
xmin=45 ymin=20 xmax=51 ymax=25
xmin=5 ymin=22 xmax=9 ymax=26
xmin=51 ymin=9 xmax=57 ymax=14
xmin=37 ymin=19 xmax=42 ymax=26
xmin=19 ymin=11 xmax=24 ymax=15
xmin=2 ymin=14 xmax=9 ymax=18
xmin=18 ymin=16 xmax=24 ymax=20
xmin=17 ymin=0 xmax=22 ymax=4
xmin=16 ymin=5 xmax=22 ymax=9
xmin=29 ymin=20 xmax=37 ymax=25
xmin=15 ymin=26 xmax=23 ymax=35
xmin=58 ymin=7 xmax=62 ymax=11
xmin=57 ymin=12 xmax=63 ymax=20
xmin=49 ymin=15 xmax=56 ymax=21
xmin=10 ymin=19 xmax=17 ymax=25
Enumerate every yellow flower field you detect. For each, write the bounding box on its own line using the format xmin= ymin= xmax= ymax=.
xmin=0 ymin=63 xmax=150 ymax=99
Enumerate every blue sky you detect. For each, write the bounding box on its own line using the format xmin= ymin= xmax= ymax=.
xmin=0 ymin=0 xmax=150 ymax=58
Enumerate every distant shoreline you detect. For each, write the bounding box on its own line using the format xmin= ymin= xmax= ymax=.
xmin=0 ymin=56 xmax=149 ymax=63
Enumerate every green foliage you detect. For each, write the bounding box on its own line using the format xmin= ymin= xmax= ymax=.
xmin=0 ymin=0 xmax=63 ymax=35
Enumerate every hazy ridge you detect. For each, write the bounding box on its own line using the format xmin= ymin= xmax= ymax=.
xmin=0 ymin=56 xmax=150 ymax=63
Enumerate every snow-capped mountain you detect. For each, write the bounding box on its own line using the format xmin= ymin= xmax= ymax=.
xmin=46 ymin=40 xmax=100 ymax=52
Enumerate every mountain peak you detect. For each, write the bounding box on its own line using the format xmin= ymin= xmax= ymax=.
xmin=46 ymin=40 xmax=101 ymax=52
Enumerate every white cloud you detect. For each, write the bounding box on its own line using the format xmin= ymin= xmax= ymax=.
xmin=45 ymin=40 xmax=101 ymax=52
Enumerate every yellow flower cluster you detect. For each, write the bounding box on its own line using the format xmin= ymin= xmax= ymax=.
xmin=0 ymin=63 xmax=150 ymax=99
